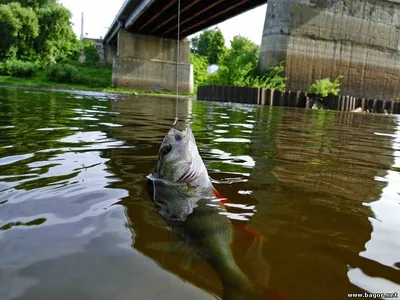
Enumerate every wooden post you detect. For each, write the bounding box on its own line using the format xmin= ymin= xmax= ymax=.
xmin=341 ymin=96 xmax=345 ymax=111
xmin=270 ymin=89 xmax=275 ymax=107
xmin=224 ymin=86 xmax=229 ymax=102
xmin=288 ymin=91 xmax=297 ymax=107
xmin=349 ymin=97 xmax=352 ymax=111
xmin=265 ymin=89 xmax=271 ymax=105
xmin=305 ymin=92 xmax=310 ymax=109
xmin=295 ymin=91 xmax=300 ymax=107
xmin=281 ymin=91 xmax=289 ymax=106
xmin=273 ymin=90 xmax=282 ymax=106
xmin=297 ymin=91 xmax=306 ymax=107
xmin=260 ymin=88 xmax=267 ymax=105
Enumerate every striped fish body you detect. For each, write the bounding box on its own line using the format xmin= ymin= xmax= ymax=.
xmin=147 ymin=127 xmax=286 ymax=300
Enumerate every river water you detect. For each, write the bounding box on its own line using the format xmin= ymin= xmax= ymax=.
xmin=0 ymin=86 xmax=399 ymax=300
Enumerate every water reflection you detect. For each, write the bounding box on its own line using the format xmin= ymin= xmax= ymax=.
xmin=108 ymin=98 xmax=399 ymax=299
xmin=348 ymin=117 xmax=400 ymax=296
xmin=0 ymin=86 xmax=399 ymax=300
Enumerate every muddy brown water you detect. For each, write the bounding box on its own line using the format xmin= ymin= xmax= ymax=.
xmin=0 ymin=86 xmax=399 ymax=300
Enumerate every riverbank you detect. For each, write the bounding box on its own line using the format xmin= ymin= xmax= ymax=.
xmin=0 ymin=76 xmax=195 ymax=99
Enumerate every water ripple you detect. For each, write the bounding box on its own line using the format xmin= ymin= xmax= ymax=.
xmin=0 ymin=88 xmax=399 ymax=300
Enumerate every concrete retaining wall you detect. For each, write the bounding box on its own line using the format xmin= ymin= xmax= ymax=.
xmin=105 ymin=44 xmax=117 ymax=64
xmin=112 ymin=30 xmax=193 ymax=93
xmin=260 ymin=0 xmax=400 ymax=100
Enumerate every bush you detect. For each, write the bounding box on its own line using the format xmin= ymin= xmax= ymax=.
xmin=47 ymin=63 xmax=82 ymax=84
xmin=0 ymin=59 xmax=37 ymax=77
xmin=243 ymin=61 xmax=287 ymax=91
xmin=189 ymin=54 xmax=208 ymax=91
xmin=82 ymin=41 xmax=100 ymax=65
xmin=47 ymin=62 xmax=112 ymax=88
xmin=308 ymin=76 xmax=343 ymax=98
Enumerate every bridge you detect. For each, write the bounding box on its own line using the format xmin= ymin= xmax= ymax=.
xmin=103 ymin=0 xmax=267 ymax=93
xmin=103 ymin=0 xmax=400 ymax=100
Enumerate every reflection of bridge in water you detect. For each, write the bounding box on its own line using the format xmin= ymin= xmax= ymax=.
xmin=245 ymin=108 xmax=400 ymax=299
xmin=105 ymin=97 xmax=400 ymax=299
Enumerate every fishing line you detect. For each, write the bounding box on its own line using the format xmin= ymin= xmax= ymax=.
xmin=173 ymin=0 xmax=181 ymax=127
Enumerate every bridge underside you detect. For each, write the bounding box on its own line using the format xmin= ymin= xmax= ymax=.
xmin=106 ymin=0 xmax=267 ymax=44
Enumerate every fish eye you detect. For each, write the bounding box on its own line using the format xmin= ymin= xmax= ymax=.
xmin=174 ymin=133 xmax=183 ymax=141
xmin=160 ymin=144 xmax=172 ymax=156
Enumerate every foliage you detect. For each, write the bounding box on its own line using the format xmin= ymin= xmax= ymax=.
xmin=34 ymin=1 xmax=79 ymax=65
xmin=308 ymin=76 xmax=343 ymax=98
xmin=47 ymin=63 xmax=81 ymax=83
xmin=210 ymin=36 xmax=259 ymax=86
xmin=77 ymin=63 xmax=112 ymax=88
xmin=47 ymin=62 xmax=112 ymax=88
xmin=0 ymin=0 xmax=79 ymax=65
xmin=198 ymin=35 xmax=287 ymax=91
xmin=194 ymin=28 xmax=226 ymax=65
xmin=0 ymin=2 xmax=39 ymax=61
xmin=190 ymin=36 xmax=199 ymax=54
xmin=189 ymin=54 xmax=209 ymax=91
xmin=243 ymin=62 xmax=287 ymax=91
xmin=0 ymin=59 xmax=37 ymax=77
xmin=81 ymin=41 xmax=100 ymax=64
xmin=0 ymin=0 xmax=53 ymax=9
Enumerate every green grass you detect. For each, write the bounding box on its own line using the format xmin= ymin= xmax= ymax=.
xmin=0 ymin=62 xmax=195 ymax=98
xmin=0 ymin=74 xmax=100 ymax=90
xmin=103 ymin=87 xmax=195 ymax=97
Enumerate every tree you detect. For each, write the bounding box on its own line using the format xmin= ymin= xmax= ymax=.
xmin=214 ymin=36 xmax=259 ymax=86
xmin=0 ymin=3 xmax=39 ymax=61
xmin=0 ymin=0 xmax=53 ymax=9
xmin=0 ymin=4 xmax=19 ymax=58
xmin=196 ymin=28 xmax=226 ymax=65
xmin=208 ymin=29 xmax=225 ymax=65
xmin=190 ymin=36 xmax=199 ymax=54
xmin=189 ymin=54 xmax=208 ymax=91
xmin=0 ymin=0 xmax=79 ymax=65
xmin=34 ymin=1 xmax=79 ymax=64
xmin=206 ymin=35 xmax=287 ymax=90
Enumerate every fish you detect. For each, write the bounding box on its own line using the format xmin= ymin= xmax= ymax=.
xmin=146 ymin=126 xmax=286 ymax=300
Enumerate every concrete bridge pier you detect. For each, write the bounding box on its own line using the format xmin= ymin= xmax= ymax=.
xmin=112 ymin=29 xmax=194 ymax=93
xmin=105 ymin=44 xmax=117 ymax=65
xmin=260 ymin=0 xmax=400 ymax=100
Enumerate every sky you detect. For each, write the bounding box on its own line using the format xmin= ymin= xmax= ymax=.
xmin=59 ymin=0 xmax=268 ymax=47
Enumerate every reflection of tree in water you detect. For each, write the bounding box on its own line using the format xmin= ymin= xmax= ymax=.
xmin=191 ymin=102 xmax=259 ymax=176
xmin=106 ymin=97 xmax=225 ymax=296
xmin=0 ymin=88 xmax=124 ymax=248
xmin=0 ymin=87 xmax=114 ymax=192
xmin=107 ymin=99 xmax=279 ymax=298
xmin=106 ymin=97 xmax=399 ymax=300
xmin=248 ymin=108 xmax=397 ymax=299
xmin=347 ymin=120 xmax=400 ymax=294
